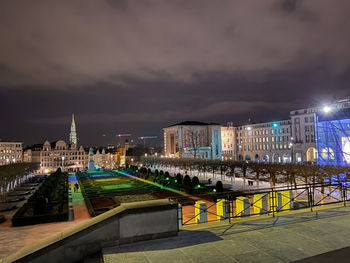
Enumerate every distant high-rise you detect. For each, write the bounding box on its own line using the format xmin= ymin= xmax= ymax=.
xmin=69 ymin=114 xmax=77 ymax=146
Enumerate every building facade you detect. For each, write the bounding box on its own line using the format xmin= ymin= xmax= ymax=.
xmin=221 ymin=123 xmax=236 ymax=160
xmin=0 ymin=142 xmax=23 ymax=166
xmin=163 ymin=121 xmax=222 ymax=159
xmin=236 ymin=120 xmax=292 ymax=163
xmin=39 ymin=140 xmax=88 ymax=173
xmin=290 ymin=98 xmax=350 ymax=163
xmin=23 ymin=114 xmax=89 ymax=172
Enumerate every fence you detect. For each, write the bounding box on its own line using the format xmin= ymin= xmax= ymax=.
xmin=172 ymin=182 xmax=349 ymax=226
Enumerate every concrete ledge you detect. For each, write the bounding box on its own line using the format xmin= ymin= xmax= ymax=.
xmin=2 ymin=199 xmax=178 ymax=263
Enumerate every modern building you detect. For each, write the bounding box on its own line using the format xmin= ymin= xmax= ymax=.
xmin=290 ymin=98 xmax=350 ymax=163
xmin=163 ymin=121 xmax=222 ymax=159
xmin=315 ymin=107 xmax=350 ymax=166
xmin=0 ymin=141 xmax=23 ymax=166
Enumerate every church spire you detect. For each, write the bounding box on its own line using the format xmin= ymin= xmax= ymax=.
xmin=69 ymin=114 xmax=77 ymax=146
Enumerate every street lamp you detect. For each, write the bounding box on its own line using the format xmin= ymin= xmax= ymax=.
xmin=290 ymin=137 xmax=294 ymax=163
xmin=323 ymin=105 xmax=332 ymax=114
xmin=62 ymin=156 xmax=65 ymax=171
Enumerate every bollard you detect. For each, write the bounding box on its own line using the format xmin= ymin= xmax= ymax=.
xmin=195 ymin=201 xmax=208 ymax=224
xmin=178 ymin=204 xmax=183 ymax=227
xmin=217 ymin=199 xmax=230 ymax=220
xmin=236 ymin=197 xmax=250 ymax=217
xmin=278 ymin=190 xmax=292 ymax=211
xmin=253 ymin=194 xmax=268 ymax=215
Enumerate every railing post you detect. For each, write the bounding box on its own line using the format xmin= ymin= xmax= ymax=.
xmin=307 ymin=184 xmax=313 ymax=212
xmin=228 ymin=198 xmax=232 ymax=224
xmin=343 ymin=184 xmax=346 ymax=207
xmin=271 ymin=189 xmax=275 ymax=218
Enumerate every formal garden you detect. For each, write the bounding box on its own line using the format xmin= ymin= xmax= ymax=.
xmin=12 ymin=169 xmax=69 ymax=226
xmin=76 ymin=170 xmax=184 ymax=217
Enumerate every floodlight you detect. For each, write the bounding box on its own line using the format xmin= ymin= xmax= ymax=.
xmin=323 ymin=105 xmax=332 ymax=113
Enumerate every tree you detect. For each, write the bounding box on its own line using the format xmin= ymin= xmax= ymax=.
xmin=216 ymin=181 xmax=224 ymax=192
xmin=184 ymin=128 xmax=205 ymax=158
xmin=184 ymin=175 xmax=191 ymax=187
xmin=192 ymin=176 xmax=200 ymax=186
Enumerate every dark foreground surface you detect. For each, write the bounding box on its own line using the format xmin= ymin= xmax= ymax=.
xmin=103 ymin=206 xmax=350 ymax=263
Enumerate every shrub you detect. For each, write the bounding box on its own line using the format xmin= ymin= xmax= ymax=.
xmin=192 ymin=176 xmax=200 ymax=187
xmin=184 ymin=175 xmax=191 ymax=187
xmin=176 ymin=173 xmax=183 ymax=184
xmin=215 ymin=181 xmax=224 ymax=192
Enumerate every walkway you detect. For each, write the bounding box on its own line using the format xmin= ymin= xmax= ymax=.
xmin=0 ymin=173 xmax=90 ymax=259
xmin=103 ymin=205 xmax=350 ymax=263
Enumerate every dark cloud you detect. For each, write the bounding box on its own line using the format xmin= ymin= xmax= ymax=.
xmin=0 ymin=0 xmax=349 ymax=145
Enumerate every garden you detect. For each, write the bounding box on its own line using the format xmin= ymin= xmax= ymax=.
xmin=77 ymin=170 xmax=184 ymax=217
xmin=12 ymin=169 xmax=69 ymax=226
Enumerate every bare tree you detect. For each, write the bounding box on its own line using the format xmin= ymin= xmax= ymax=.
xmin=184 ymin=128 xmax=205 ymax=158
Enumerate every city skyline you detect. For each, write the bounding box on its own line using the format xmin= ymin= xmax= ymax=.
xmin=1 ymin=0 xmax=350 ymax=145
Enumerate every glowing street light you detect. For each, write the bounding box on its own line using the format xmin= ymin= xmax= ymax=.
xmin=323 ymin=105 xmax=332 ymax=113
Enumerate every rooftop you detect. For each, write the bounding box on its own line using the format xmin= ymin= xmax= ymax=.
xmin=168 ymin=121 xmax=221 ymax=127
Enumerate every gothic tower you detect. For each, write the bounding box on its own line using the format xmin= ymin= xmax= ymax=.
xmin=69 ymin=114 xmax=78 ymax=146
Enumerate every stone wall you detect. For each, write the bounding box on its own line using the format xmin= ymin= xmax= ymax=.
xmin=3 ymin=199 xmax=178 ymax=263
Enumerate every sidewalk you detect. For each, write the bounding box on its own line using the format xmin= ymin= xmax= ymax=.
xmin=103 ymin=206 xmax=350 ymax=263
xmin=0 ymin=174 xmax=91 ymax=259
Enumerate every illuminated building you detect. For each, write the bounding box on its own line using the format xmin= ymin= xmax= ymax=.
xmin=221 ymin=123 xmax=236 ymax=160
xmin=290 ymin=98 xmax=350 ymax=163
xmin=235 ymin=120 xmax=292 ymax=163
xmin=0 ymin=141 xmax=23 ymax=166
xmin=315 ymin=108 xmax=350 ymax=166
xmin=23 ymin=114 xmax=88 ymax=172
xmin=163 ymin=121 xmax=222 ymax=159
xmin=69 ymin=114 xmax=78 ymax=147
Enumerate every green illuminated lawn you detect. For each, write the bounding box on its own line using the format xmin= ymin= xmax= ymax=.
xmin=94 ymin=178 xmax=121 ymax=183
xmin=101 ymin=184 xmax=134 ymax=190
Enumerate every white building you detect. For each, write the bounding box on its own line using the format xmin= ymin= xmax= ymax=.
xmin=221 ymin=123 xmax=236 ymax=160
xmin=235 ymin=120 xmax=292 ymax=163
xmin=0 ymin=141 xmax=23 ymax=166
xmin=163 ymin=121 xmax=222 ymax=159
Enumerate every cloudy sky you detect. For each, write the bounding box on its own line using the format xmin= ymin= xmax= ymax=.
xmin=0 ymin=0 xmax=349 ymax=146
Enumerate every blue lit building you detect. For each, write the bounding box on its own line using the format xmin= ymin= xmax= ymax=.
xmin=316 ymin=108 xmax=350 ymax=166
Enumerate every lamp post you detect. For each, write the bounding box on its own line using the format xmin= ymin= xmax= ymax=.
xmin=290 ymin=137 xmax=294 ymax=163
xmin=62 ymin=156 xmax=65 ymax=171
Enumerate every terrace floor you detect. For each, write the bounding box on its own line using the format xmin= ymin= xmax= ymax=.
xmin=0 ymin=174 xmax=91 ymax=259
xmin=103 ymin=205 xmax=350 ymax=263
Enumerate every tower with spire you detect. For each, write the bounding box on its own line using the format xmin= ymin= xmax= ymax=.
xmin=69 ymin=114 xmax=78 ymax=146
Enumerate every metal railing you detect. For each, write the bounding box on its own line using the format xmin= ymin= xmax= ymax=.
xmin=172 ymin=182 xmax=350 ymax=226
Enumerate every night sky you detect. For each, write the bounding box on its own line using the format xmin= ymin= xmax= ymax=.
xmin=1 ymin=0 xmax=350 ymax=147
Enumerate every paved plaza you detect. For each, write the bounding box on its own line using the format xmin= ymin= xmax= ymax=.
xmin=103 ymin=205 xmax=350 ymax=263
xmin=0 ymin=174 xmax=90 ymax=259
